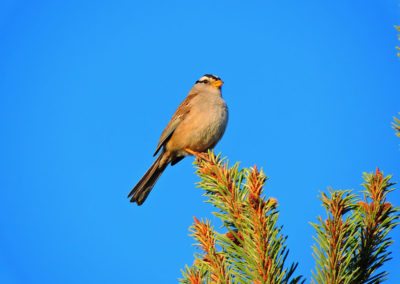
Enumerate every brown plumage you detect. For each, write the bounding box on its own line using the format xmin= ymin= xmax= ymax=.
xmin=128 ymin=74 xmax=228 ymax=205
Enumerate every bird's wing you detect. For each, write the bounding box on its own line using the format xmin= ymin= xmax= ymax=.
xmin=153 ymin=92 xmax=197 ymax=156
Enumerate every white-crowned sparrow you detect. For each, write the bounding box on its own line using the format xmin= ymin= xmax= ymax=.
xmin=128 ymin=74 xmax=228 ymax=205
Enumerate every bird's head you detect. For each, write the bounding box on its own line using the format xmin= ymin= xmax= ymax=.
xmin=195 ymin=74 xmax=224 ymax=89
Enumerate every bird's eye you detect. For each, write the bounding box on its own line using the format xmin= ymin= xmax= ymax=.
xmin=195 ymin=79 xmax=210 ymax=84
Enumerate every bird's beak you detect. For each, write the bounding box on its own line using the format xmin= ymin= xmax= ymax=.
xmin=212 ymin=79 xmax=224 ymax=88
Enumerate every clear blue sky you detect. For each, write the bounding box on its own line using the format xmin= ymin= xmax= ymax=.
xmin=1 ymin=1 xmax=399 ymax=283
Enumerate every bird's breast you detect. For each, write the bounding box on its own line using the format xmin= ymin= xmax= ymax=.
xmin=167 ymin=95 xmax=228 ymax=154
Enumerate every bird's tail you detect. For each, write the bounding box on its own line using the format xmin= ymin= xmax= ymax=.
xmin=128 ymin=153 xmax=168 ymax=205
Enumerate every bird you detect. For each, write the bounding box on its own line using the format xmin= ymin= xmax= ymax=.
xmin=128 ymin=74 xmax=228 ymax=205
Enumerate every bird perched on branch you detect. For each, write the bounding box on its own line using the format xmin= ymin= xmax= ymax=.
xmin=128 ymin=74 xmax=228 ymax=205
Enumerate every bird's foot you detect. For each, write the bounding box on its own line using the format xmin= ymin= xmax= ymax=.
xmin=184 ymin=148 xmax=211 ymax=162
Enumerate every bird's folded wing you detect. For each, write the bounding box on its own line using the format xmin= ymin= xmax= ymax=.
xmin=153 ymin=118 xmax=181 ymax=156
xmin=153 ymin=92 xmax=198 ymax=156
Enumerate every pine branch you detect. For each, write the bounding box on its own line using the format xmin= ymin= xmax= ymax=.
xmin=180 ymin=152 xmax=398 ymax=284
xmin=180 ymin=151 xmax=303 ymax=284
xmin=350 ymin=169 xmax=399 ymax=283
xmin=396 ymin=26 xmax=400 ymax=57
xmin=180 ymin=217 xmax=230 ymax=284
xmin=311 ymin=190 xmax=360 ymax=284
xmin=393 ymin=114 xmax=400 ymax=137
xmin=311 ymin=170 xmax=399 ymax=284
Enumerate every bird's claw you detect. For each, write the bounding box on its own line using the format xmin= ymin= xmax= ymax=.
xmin=184 ymin=148 xmax=211 ymax=162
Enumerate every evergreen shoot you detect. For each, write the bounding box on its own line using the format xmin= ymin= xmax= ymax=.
xmin=180 ymin=152 xmax=303 ymax=284
xmin=180 ymin=152 xmax=399 ymax=284
xmin=396 ymin=26 xmax=400 ymax=57
xmin=393 ymin=114 xmax=400 ymax=137
xmin=311 ymin=169 xmax=399 ymax=283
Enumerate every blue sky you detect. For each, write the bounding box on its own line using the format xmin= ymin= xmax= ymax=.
xmin=0 ymin=1 xmax=399 ymax=283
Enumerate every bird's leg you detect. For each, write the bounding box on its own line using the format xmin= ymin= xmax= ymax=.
xmin=184 ymin=148 xmax=211 ymax=162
